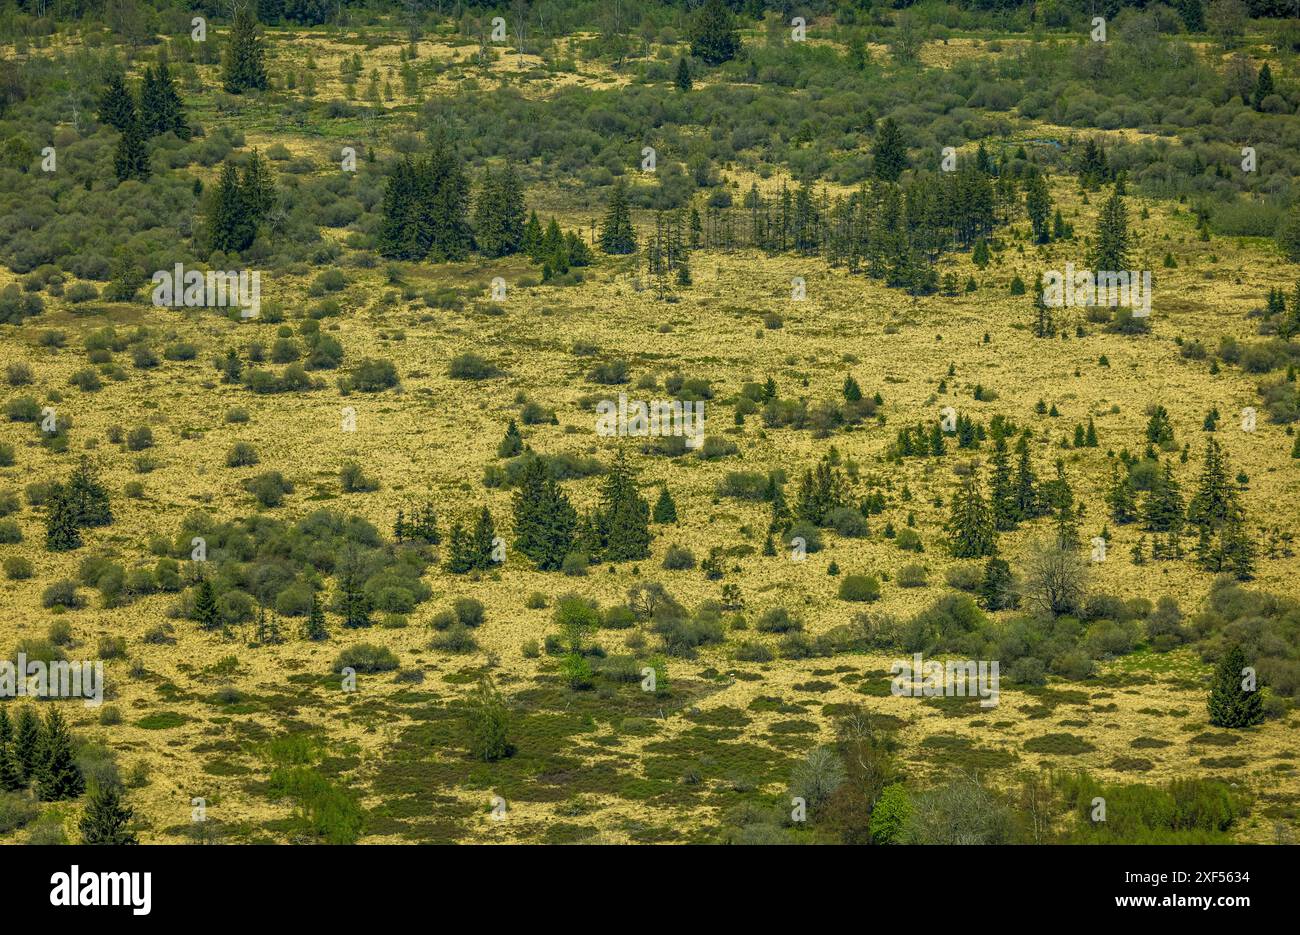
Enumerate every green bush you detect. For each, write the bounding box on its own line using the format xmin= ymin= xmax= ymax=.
xmin=0 ymin=519 xmax=21 ymax=543
xmin=465 ymin=677 xmax=512 ymax=761
xmin=448 ymin=353 xmax=501 ymax=380
xmin=41 ymin=579 xmax=81 ymax=609
xmin=827 ymin=506 xmax=868 ymax=538
xmin=756 ymin=606 xmax=802 ymax=633
xmin=333 ymin=642 xmax=398 ymax=673
xmin=662 ymin=544 xmax=696 ymax=570
xmin=839 ymin=574 xmax=881 ymax=603
xmin=869 ymin=783 xmax=913 ymax=844
xmin=225 ymin=442 xmax=259 ymax=467
xmin=431 ymin=622 xmax=477 ymax=653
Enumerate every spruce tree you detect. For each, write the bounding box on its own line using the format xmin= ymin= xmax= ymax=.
xmin=240 ymin=148 xmax=277 ymax=221
xmin=978 ymin=556 xmax=1015 ymax=610
xmin=1024 ymin=168 xmax=1052 ymax=244
xmin=304 ymin=591 xmax=328 ymax=641
xmin=675 ymin=55 xmax=693 ymax=91
xmin=1187 ymin=438 xmax=1236 ymax=531
xmin=688 ymin=0 xmax=741 ymax=66
xmin=769 ymin=480 xmax=791 ymax=534
xmin=652 ymin=486 xmax=678 ymax=524
xmin=67 ymin=457 xmax=113 ymax=528
xmin=34 ymin=709 xmax=85 ymax=802
xmin=223 ymin=4 xmax=269 ymax=94
xmin=207 ymin=161 xmax=256 ymax=253
xmin=425 ymin=128 xmax=473 ymax=261
xmin=44 ymin=483 xmax=83 ymax=552
xmin=1208 ymin=644 xmax=1264 ymax=728
xmin=498 ymin=163 xmax=526 ymax=254
xmin=498 ymin=419 xmax=523 ymax=458
xmin=1047 ymin=460 xmax=1079 ymax=549
xmin=141 ymin=60 xmax=189 ymax=138
xmin=473 ymin=162 xmax=527 ymax=258
xmin=80 ymin=782 xmax=138 ymax=844
xmin=473 ymin=164 xmax=502 ymax=257
xmin=1222 ymin=509 xmax=1256 ymax=581
xmin=872 ymin=117 xmax=907 ymax=182
xmin=113 ymin=111 xmax=150 ymax=183
xmin=1106 ymin=463 xmax=1138 ymax=524
xmin=193 ymin=577 xmax=220 ymax=631
xmin=337 ymin=545 xmax=372 ymax=627
xmin=13 ymin=707 xmax=41 ymax=781
xmin=512 ymin=457 xmax=577 ymax=571
xmin=599 ymin=179 xmax=637 ymax=255
xmin=1252 ymin=62 xmax=1274 ymax=111
xmin=541 ymin=218 xmax=568 ymax=273
xmin=1013 ymin=433 xmax=1038 ymax=520
xmin=989 ymin=434 xmax=1017 ymax=531
xmin=928 ymin=422 xmax=945 ymax=457
xmin=1143 ymin=461 xmax=1185 ymax=533
xmin=522 ymin=210 xmax=543 ymax=259
xmin=471 ymin=506 xmax=497 ymax=568
xmin=97 ymin=73 xmax=136 ymax=132
xmin=0 ymin=741 xmax=22 ymax=792
xmin=377 ymin=158 xmax=425 ymax=259
xmin=0 ymin=710 xmax=23 ymax=792
xmin=446 ymin=520 xmax=477 ymax=574
xmin=1091 ymin=186 xmax=1131 ymax=272
xmin=567 ymin=230 xmax=593 ymax=267
xmin=946 ymin=473 xmax=996 ymax=559
xmin=596 ymin=449 xmax=651 ymax=561
xmin=843 ymin=374 xmax=862 ymax=403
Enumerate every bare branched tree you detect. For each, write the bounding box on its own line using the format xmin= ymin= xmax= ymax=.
xmin=1020 ymin=535 xmax=1088 ymax=617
